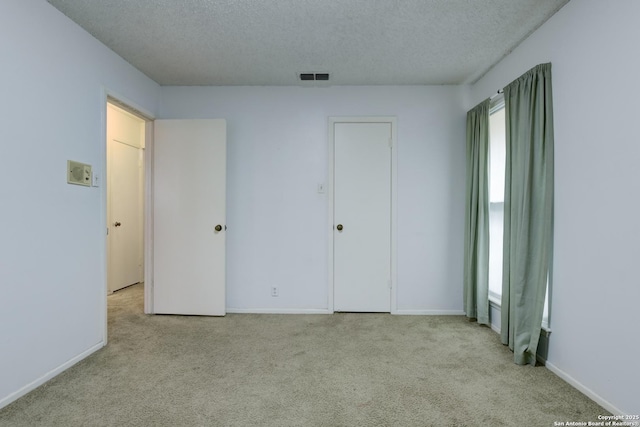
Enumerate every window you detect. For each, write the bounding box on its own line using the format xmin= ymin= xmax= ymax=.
xmin=488 ymin=97 xmax=550 ymax=330
xmin=488 ymin=100 xmax=505 ymax=304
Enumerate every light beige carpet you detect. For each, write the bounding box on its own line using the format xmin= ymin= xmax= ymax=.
xmin=0 ymin=283 xmax=608 ymax=426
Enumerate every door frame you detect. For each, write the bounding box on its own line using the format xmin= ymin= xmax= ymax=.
xmin=327 ymin=117 xmax=398 ymax=314
xmin=100 ymin=89 xmax=156 ymax=345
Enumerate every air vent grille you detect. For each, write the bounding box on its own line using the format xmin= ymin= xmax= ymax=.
xmin=299 ymin=72 xmax=330 ymax=82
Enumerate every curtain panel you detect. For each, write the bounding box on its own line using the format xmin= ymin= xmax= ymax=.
xmin=463 ymin=99 xmax=491 ymax=325
xmin=501 ymin=63 xmax=554 ymax=365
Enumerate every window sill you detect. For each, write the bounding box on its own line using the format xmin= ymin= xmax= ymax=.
xmin=487 ymin=297 xmax=551 ymax=335
xmin=489 ymin=296 xmax=501 ymax=307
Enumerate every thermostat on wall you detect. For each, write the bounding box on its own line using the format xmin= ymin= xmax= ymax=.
xmin=67 ymin=160 xmax=92 ymax=187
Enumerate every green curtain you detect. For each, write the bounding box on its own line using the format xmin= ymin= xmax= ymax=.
xmin=463 ymin=99 xmax=490 ymax=326
xmin=501 ymin=63 xmax=554 ymax=365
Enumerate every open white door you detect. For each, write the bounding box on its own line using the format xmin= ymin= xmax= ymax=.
xmin=153 ymin=119 xmax=226 ymax=316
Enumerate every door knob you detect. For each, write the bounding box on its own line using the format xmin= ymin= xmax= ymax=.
xmin=336 ymin=224 xmax=343 ymax=231
xmin=215 ymin=224 xmax=222 ymax=232
xmin=114 ymin=222 xmax=121 ymax=227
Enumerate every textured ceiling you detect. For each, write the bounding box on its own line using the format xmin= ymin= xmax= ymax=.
xmin=47 ymin=0 xmax=570 ymax=86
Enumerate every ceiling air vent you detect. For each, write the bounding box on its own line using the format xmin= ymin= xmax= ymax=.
xmin=299 ymin=72 xmax=330 ymax=82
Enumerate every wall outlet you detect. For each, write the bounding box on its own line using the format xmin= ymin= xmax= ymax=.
xmin=271 ymin=286 xmax=279 ymax=297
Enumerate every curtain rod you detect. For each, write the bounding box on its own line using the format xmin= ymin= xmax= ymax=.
xmin=490 ymin=89 xmax=504 ymax=100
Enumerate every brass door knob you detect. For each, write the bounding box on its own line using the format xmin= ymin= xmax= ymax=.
xmin=215 ymin=224 xmax=222 ymax=232
xmin=336 ymin=224 xmax=343 ymax=231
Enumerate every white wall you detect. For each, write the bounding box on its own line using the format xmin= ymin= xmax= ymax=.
xmin=14 ymin=0 xmax=631 ymax=416
xmin=0 ymin=0 xmax=160 ymax=408
xmin=469 ymin=0 xmax=640 ymax=415
xmin=160 ymin=86 xmax=466 ymax=314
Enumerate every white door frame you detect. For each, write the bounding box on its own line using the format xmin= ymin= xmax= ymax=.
xmin=327 ymin=117 xmax=398 ymax=314
xmin=100 ymin=89 xmax=156 ymax=345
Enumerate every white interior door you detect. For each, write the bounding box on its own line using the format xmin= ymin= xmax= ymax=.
xmin=153 ymin=119 xmax=226 ymax=316
xmin=107 ymin=104 xmax=144 ymax=293
xmin=334 ymin=121 xmax=392 ymax=312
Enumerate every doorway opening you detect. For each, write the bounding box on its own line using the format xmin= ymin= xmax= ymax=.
xmin=107 ymin=102 xmax=145 ymax=293
xmin=104 ymin=96 xmax=154 ymax=341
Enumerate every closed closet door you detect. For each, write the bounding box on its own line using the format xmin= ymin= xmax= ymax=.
xmin=333 ymin=121 xmax=392 ymax=312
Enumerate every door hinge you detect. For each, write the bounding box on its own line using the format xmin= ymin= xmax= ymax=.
xmin=106 ymin=227 xmax=109 ymax=235
xmin=388 ymin=137 xmax=393 ymax=148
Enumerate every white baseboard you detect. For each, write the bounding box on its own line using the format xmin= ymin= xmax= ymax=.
xmin=226 ymin=308 xmax=332 ymax=314
xmin=545 ymin=361 xmax=626 ymax=415
xmin=466 ymin=321 xmax=625 ymax=414
xmin=227 ymin=308 xmax=467 ymax=316
xmin=0 ymin=341 xmax=105 ymax=410
xmin=394 ymin=309 xmax=465 ymax=315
